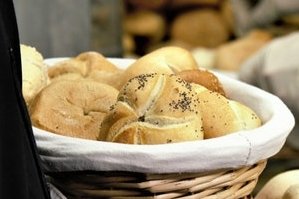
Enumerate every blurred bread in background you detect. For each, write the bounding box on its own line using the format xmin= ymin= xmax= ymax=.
xmin=215 ymin=30 xmax=272 ymax=71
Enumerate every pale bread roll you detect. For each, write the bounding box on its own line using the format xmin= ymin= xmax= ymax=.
xmin=193 ymin=84 xmax=261 ymax=138
xmin=119 ymin=46 xmax=198 ymax=89
xmin=255 ymin=170 xmax=299 ymax=199
xmin=21 ymin=44 xmax=49 ymax=106
xmin=99 ymin=73 xmax=204 ymax=144
xmin=30 ymin=79 xmax=118 ymax=140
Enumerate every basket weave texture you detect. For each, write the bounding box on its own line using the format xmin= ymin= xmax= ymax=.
xmin=49 ymin=161 xmax=266 ymax=199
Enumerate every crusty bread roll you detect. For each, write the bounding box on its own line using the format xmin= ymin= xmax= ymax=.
xmin=30 ymin=79 xmax=119 ymax=140
xmin=99 ymin=73 xmax=204 ymax=144
xmin=48 ymin=51 xmax=123 ymax=89
xmin=49 ymin=51 xmax=120 ymax=79
xmin=20 ymin=44 xmax=49 ymax=106
xmin=119 ymin=46 xmax=198 ymax=89
xmin=193 ymin=84 xmax=261 ymax=138
xmin=48 ymin=59 xmax=84 ymax=79
xmin=177 ymin=69 xmax=226 ymax=96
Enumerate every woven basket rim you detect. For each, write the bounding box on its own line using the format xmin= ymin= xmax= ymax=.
xmin=49 ymin=161 xmax=267 ymax=199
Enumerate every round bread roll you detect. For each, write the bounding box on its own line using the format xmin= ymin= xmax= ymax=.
xmin=48 ymin=51 xmax=120 ymax=80
xmin=76 ymin=51 xmax=119 ymax=73
xmin=48 ymin=59 xmax=85 ymax=79
xmin=124 ymin=10 xmax=166 ymax=43
xmin=170 ymin=9 xmax=230 ymax=48
xmin=177 ymin=69 xmax=226 ymax=96
xmin=193 ymin=84 xmax=261 ymax=138
xmin=99 ymin=73 xmax=204 ymax=144
xmin=20 ymin=44 xmax=49 ymax=106
xmin=119 ymin=46 xmax=198 ymax=89
xmin=255 ymin=170 xmax=299 ymax=199
xmin=30 ymin=79 xmax=119 ymax=140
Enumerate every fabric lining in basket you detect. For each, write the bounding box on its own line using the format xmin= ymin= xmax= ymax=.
xmin=48 ymin=161 xmax=266 ymax=199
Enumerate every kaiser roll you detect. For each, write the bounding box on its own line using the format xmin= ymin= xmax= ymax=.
xmin=99 ymin=73 xmax=204 ymax=144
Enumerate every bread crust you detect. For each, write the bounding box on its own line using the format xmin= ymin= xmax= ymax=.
xmin=177 ymin=69 xmax=226 ymax=96
xmin=119 ymin=46 xmax=198 ymax=89
xmin=99 ymin=73 xmax=204 ymax=144
xmin=30 ymin=79 xmax=118 ymax=140
xmin=193 ymin=84 xmax=261 ymax=138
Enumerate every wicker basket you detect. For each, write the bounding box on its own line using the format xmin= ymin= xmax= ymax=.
xmin=36 ymin=58 xmax=295 ymax=199
xmin=48 ymin=161 xmax=266 ymax=199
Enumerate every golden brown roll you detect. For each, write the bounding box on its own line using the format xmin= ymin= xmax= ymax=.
xmin=48 ymin=51 xmax=123 ymax=89
xmin=20 ymin=44 xmax=49 ymax=106
xmin=48 ymin=59 xmax=85 ymax=79
xmin=30 ymin=79 xmax=119 ymax=140
xmin=193 ymin=84 xmax=261 ymax=139
xmin=119 ymin=46 xmax=198 ymax=89
xmin=177 ymin=69 xmax=226 ymax=96
xmin=170 ymin=9 xmax=230 ymax=48
xmin=48 ymin=51 xmax=120 ymax=79
xmin=99 ymin=73 xmax=204 ymax=144
xmin=124 ymin=10 xmax=166 ymax=43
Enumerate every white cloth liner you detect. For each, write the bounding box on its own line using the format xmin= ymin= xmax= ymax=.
xmin=33 ymin=58 xmax=295 ymax=173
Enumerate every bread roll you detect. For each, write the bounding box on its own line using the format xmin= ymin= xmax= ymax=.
xmin=124 ymin=10 xmax=166 ymax=43
xmin=215 ymin=30 xmax=272 ymax=71
xmin=177 ymin=69 xmax=226 ymax=96
xmin=48 ymin=51 xmax=123 ymax=89
xmin=99 ymin=73 xmax=204 ymax=144
xmin=119 ymin=46 xmax=198 ymax=89
xmin=170 ymin=9 xmax=230 ymax=48
xmin=48 ymin=51 xmax=120 ymax=79
xmin=48 ymin=59 xmax=85 ymax=79
xmin=30 ymin=79 xmax=118 ymax=140
xmin=20 ymin=44 xmax=49 ymax=106
xmin=255 ymin=170 xmax=299 ymax=199
xmin=192 ymin=84 xmax=261 ymax=138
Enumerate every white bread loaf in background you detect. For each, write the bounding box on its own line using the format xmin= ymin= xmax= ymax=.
xmin=99 ymin=73 xmax=204 ymax=144
xmin=21 ymin=44 xmax=49 ymax=106
xmin=193 ymin=84 xmax=261 ymax=138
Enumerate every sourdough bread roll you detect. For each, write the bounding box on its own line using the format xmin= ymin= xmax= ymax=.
xmin=30 ymin=79 xmax=118 ymax=140
xmin=99 ymin=73 xmax=204 ymax=144
xmin=119 ymin=46 xmax=198 ymax=89
xmin=193 ymin=84 xmax=261 ymax=138
xmin=21 ymin=44 xmax=49 ymax=106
